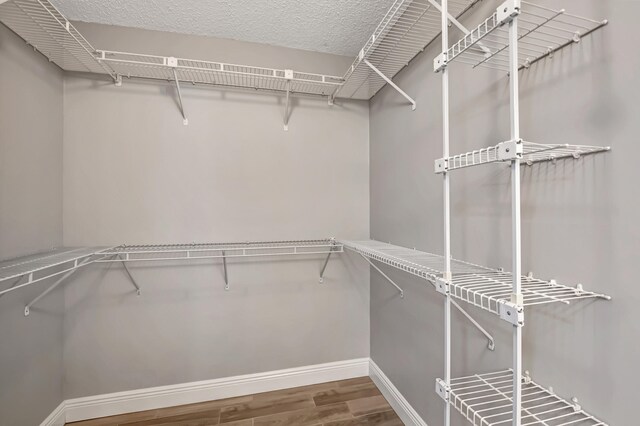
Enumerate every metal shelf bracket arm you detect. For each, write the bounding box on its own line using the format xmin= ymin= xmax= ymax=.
xmin=426 ymin=0 xmax=492 ymax=55
xmin=451 ymin=299 xmax=496 ymax=350
xmin=222 ymin=250 xmax=229 ymax=291
xmin=118 ymin=254 xmax=141 ymax=296
xmin=24 ymin=257 xmax=94 ymax=316
xmin=363 ymin=60 xmax=416 ymax=111
xmin=319 ymin=238 xmax=338 ymax=283
xmin=283 ymin=70 xmax=293 ymax=131
xmin=169 ymin=58 xmax=189 ymax=126
xmin=359 ymin=254 xmax=404 ymax=298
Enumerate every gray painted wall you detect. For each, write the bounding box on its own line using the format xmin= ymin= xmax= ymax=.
xmin=0 ymin=23 xmax=65 ymax=426
xmin=62 ymin=24 xmax=371 ymax=398
xmin=369 ymin=1 xmax=635 ymax=425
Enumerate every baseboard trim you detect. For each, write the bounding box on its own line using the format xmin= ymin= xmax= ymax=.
xmin=57 ymin=358 xmax=369 ymax=424
xmin=40 ymin=402 xmax=66 ymax=426
xmin=369 ymin=359 xmax=427 ymax=426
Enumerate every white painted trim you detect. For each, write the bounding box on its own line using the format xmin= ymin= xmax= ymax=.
xmin=60 ymin=358 xmax=369 ymax=423
xmin=40 ymin=402 xmax=66 ymax=426
xmin=369 ymin=359 xmax=428 ymax=426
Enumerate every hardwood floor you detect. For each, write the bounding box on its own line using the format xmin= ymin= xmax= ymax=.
xmin=66 ymin=377 xmax=403 ymax=426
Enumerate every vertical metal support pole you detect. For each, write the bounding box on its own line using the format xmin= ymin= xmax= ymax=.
xmin=509 ymin=14 xmax=523 ymax=426
xmin=222 ymin=250 xmax=229 ymax=291
xmin=441 ymin=1 xmax=452 ymax=425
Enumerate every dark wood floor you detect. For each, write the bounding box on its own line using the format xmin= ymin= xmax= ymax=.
xmin=66 ymin=376 xmax=403 ymax=426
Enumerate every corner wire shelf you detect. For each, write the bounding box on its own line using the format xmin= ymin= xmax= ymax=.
xmin=95 ymin=51 xmax=344 ymax=98
xmin=0 ymin=247 xmax=110 ymax=297
xmin=435 ymin=140 xmax=611 ymax=173
xmin=0 ymin=0 xmax=115 ymax=76
xmin=441 ymin=1 xmax=607 ymax=72
xmin=445 ymin=370 xmax=608 ymax=426
xmin=94 ymin=239 xmax=343 ymax=263
xmin=336 ymin=0 xmax=478 ymax=100
xmin=340 ymin=240 xmax=610 ymax=321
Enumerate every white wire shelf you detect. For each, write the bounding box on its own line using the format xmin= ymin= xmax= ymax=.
xmin=95 ymin=239 xmax=343 ymax=263
xmin=0 ymin=247 xmax=108 ymax=296
xmin=340 ymin=240 xmax=610 ymax=320
xmin=337 ymin=0 xmax=478 ymax=100
xmin=437 ymin=1 xmax=607 ymax=72
xmin=435 ymin=140 xmax=611 ymax=173
xmin=445 ymin=370 xmax=608 ymax=425
xmin=96 ymin=51 xmax=344 ymax=97
xmin=0 ymin=0 xmax=114 ymax=76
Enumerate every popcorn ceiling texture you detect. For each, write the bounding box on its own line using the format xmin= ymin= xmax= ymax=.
xmin=50 ymin=0 xmax=397 ymax=56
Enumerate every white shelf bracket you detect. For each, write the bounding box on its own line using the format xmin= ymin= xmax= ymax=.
xmin=359 ymin=254 xmax=404 ymax=298
xmin=363 ymin=59 xmax=416 ymax=111
xmin=24 ymin=257 xmax=93 ymax=317
xmin=119 ymin=255 xmax=141 ymax=296
xmin=222 ymin=250 xmax=229 ymax=291
xmin=451 ymin=299 xmax=496 ymax=350
xmin=319 ymin=238 xmax=338 ymax=283
xmin=283 ymin=70 xmax=293 ymax=131
xmin=169 ymin=59 xmax=189 ymax=126
xmin=114 ymin=74 xmax=122 ymax=87
xmin=435 ymin=378 xmax=450 ymax=402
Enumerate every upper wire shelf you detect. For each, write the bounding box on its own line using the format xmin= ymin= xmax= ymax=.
xmin=445 ymin=370 xmax=608 ymax=425
xmin=0 ymin=247 xmax=108 ymax=297
xmin=435 ymin=140 xmax=610 ymax=173
xmin=340 ymin=240 xmax=610 ymax=321
xmin=95 ymin=239 xmax=343 ymax=263
xmin=337 ymin=0 xmax=478 ymax=100
xmin=0 ymin=0 xmax=114 ymax=76
xmin=96 ymin=51 xmax=344 ymax=97
xmin=437 ymin=1 xmax=607 ymax=72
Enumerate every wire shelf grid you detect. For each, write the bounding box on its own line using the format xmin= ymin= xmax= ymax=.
xmin=341 ymin=240 xmax=609 ymax=316
xmin=96 ymin=51 xmax=344 ymax=97
xmin=338 ymin=0 xmax=478 ymax=100
xmin=0 ymin=247 xmax=109 ymax=296
xmin=444 ymin=1 xmax=607 ymax=72
xmin=96 ymin=239 xmax=343 ymax=263
xmin=448 ymin=370 xmax=608 ymax=425
xmin=437 ymin=141 xmax=610 ymax=172
xmin=0 ymin=0 xmax=114 ymax=75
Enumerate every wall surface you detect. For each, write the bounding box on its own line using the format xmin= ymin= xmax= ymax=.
xmin=0 ymin=23 xmax=65 ymax=426
xmin=369 ymin=0 xmax=636 ymax=425
xmin=62 ymin=24 xmax=371 ymax=399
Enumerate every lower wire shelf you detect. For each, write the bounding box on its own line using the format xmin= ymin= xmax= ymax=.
xmin=445 ymin=370 xmax=608 ymax=425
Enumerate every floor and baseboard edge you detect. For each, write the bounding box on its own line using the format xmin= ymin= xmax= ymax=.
xmin=369 ymin=359 xmax=427 ymax=426
xmin=51 ymin=358 xmax=370 ymax=424
xmin=40 ymin=401 xmax=67 ymax=426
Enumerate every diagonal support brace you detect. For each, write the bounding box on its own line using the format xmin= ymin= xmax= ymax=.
xmin=363 ymin=60 xmax=416 ymax=111
xmin=426 ymin=0 xmax=492 ymax=55
xmin=451 ymin=299 xmax=496 ymax=350
xmin=170 ymin=60 xmax=189 ymax=125
xmin=222 ymin=250 xmax=229 ymax=291
xmin=119 ymin=255 xmax=141 ymax=296
xmin=360 ymin=254 xmax=404 ymax=298
xmin=283 ymin=70 xmax=293 ymax=131
xmin=319 ymin=240 xmax=338 ymax=283
xmin=24 ymin=257 xmax=94 ymax=316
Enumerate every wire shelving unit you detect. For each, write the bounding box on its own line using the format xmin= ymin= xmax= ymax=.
xmin=336 ymin=0 xmax=478 ymax=102
xmin=433 ymin=1 xmax=610 ymax=425
xmin=434 ymin=1 xmax=608 ymax=73
xmin=0 ymin=247 xmax=108 ymax=297
xmin=443 ymin=370 xmax=608 ymax=426
xmin=95 ymin=239 xmax=342 ymax=263
xmin=435 ymin=140 xmax=611 ymax=173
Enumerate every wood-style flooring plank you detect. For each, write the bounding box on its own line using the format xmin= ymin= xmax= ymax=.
xmin=253 ymin=402 xmax=351 ymax=426
xmin=219 ymin=394 xmax=315 ymax=423
xmin=346 ymin=395 xmax=391 ymax=417
xmin=323 ymin=410 xmax=403 ymax=426
xmin=312 ymin=382 xmax=381 ymax=407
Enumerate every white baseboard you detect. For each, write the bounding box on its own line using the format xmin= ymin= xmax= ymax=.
xmin=56 ymin=358 xmax=369 ymax=424
xmin=40 ymin=402 xmax=66 ymax=426
xmin=369 ymin=359 xmax=427 ymax=426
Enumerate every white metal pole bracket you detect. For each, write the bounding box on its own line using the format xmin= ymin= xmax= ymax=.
xmin=363 ymin=60 xmax=416 ymax=110
xmin=499 ymin=300 xmax=524 ymax=326
xmin=497 ymin=139 xmax=524 ymax=161
xmin=435 ymin=277 xmax=450 ymax=295
xmin=434 ymin=158 xmax=448 ymax=174
xmin=497 ymin=0 xmax=522 ymax=26
xmin=435 ymin=378 xmax=450 ymax=402
xmin=434 ymin=52 xmax=448 ymax=73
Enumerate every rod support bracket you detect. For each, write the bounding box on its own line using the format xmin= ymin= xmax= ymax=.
xmin=434 ymin=158 xmax=448 ymax=174
xmin=434 ymin=52 xmax=448 ymax=73
xmin=435 ymin=277 xmax=450 ymax=295
xmin=497 ymin=0 xmax=522 ymax=25
xmin=435 ymin=378 xmax=450 ymax=402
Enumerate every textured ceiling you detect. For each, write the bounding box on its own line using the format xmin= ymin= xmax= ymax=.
xmin=49 ymin=0 xmax=397 ymax=56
